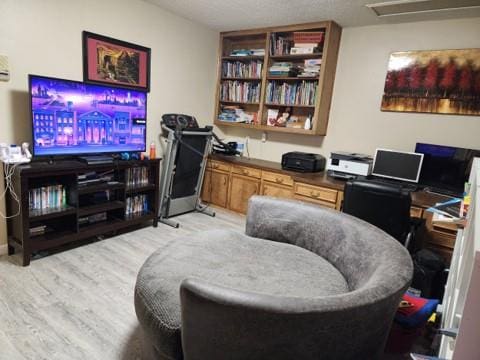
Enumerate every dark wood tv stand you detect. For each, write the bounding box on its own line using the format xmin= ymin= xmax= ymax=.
xmin=6 ymin=158 xmax=161 ymax=266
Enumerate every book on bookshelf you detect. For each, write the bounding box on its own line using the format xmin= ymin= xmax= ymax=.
xmin=220 ymin=81 xmax=260 ymax=103
xmin=126 ymin=194 xmax=149 ymax=216
xmin=222 ymin=60 xmax=263 ymax=78
xmin=29 ymin=184 xmax=67 ymax=211
xmin=268 ymin=62 xmax=300 ymax=77
xmin=266 ymin=81 xmax=318 ymax=106
xmin=293 ymin=31 xmax=325 ymax=44
xmin=270 ymin=34 xmax=292 ymax=56
xmin=126 ymin=167 xmax=149 ymax=189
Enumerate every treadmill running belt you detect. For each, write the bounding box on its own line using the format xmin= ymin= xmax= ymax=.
xmin=171 ymin=135 xmax=208 ymax=199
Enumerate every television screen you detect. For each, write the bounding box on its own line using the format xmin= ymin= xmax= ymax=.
xmin=29 ymin=75 xmax=147 ymax=156
xmin=415 ymin=143 xmax=480 ymax=195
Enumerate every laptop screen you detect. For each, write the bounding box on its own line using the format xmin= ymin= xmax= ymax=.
xmin=372 ymin=149 xmax=424 ymax=183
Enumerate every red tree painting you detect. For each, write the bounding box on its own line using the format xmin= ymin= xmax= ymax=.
xmin=381 ymin=49 xmax=480 ymax=115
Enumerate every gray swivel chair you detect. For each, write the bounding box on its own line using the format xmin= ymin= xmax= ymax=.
xmin=135 ymin=196 xmax=413 ymax=360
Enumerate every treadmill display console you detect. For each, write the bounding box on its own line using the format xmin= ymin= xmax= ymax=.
xmin=162 ymin=114 xmax=199 ymax=129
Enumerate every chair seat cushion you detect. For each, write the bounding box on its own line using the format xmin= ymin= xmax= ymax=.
xmin=134 ymin=229 xmax=349 ymax=359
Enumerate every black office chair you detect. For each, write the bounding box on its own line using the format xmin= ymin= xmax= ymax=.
xmin=342 ymin=179 xmax=420 ymax=250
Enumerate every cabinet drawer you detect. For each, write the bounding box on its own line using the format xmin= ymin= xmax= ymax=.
xmin=232 ymin=165 xmax=262 ymax=179
xmin=428 ymin=231 xmax=456 ymax=249
xmin=410 ymin=206 xmax=423 ymax=219
xmin=294 ymin=194 xmax=336 ymax=209
xmin=262 ymin=182 xmax=293 ymax=199
xmin=208 ymin=160 xmax=231 ymax=173
xmin=262 ymin=171 xmax=293 ymax=186
xmin=294 ymin=183 xmax=338 ymax=204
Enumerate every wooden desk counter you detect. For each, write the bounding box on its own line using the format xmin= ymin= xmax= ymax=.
xmin=206 ymin=154 xmax=457 ymax=263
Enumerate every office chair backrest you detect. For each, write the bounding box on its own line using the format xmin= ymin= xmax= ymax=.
xmin=343 ymin=179 xmax=412 ymax=244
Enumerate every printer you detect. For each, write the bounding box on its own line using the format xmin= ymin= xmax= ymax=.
xmin=282 ymin=152 xmax=326 ymax=173
xmin=327 ymin=151 xmax=373 ymax=179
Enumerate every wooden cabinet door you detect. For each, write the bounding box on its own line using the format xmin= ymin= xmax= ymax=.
xmin=261 ymin=182 xmax=293 ymax=199
xmin=202 ymin=170 xmax=229 ymax=208
xmin=228 ymin=174 xmax=260 ymax=214
xmin=210 ymin=171 xmax=229 ymax=207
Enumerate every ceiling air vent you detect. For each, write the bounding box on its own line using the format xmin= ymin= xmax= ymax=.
xmin=366 ymin=0 xmax=480 ymax=17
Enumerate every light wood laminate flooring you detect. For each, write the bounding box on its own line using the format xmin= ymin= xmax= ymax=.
xmin=0 ymin=208 xmax=244 ymax=360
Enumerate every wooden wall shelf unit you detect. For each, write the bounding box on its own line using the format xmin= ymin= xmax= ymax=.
xmin=214 ymin=21 xmax=342 ymax=136
xmin=202 ymin=154 xmax=458 ymax=264
xmin=6 ymin=159 xmax=160 ymax=266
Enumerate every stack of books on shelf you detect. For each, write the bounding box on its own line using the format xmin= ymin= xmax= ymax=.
xmin=266 ymin=81 xmax=318 ymax=106
xmin=299 ymin=59 xmax=322 ymax=77
xmin=222 ymin=60 xmax=262 ymax=78
xmin=126 ymin=194 xmax=149 ymax=216
xmin=230 ymin=48 xmax=265 ymax=57
xmin=268 ymin=62 xmax=300 ymax=77
xmin=220 ymin=81 xmax=260 ymax=103
xmin=29 ymin=185 xmax=67 ymax=211
xmin=126 ymin=167 xmax=149 ymax=189
xmin=270 ymin=34 xmax=292 ymax=55
xmin=290 ymin=31 xmax=325 ymax=55
xmin=218 ymin=105 xmax=258 ymax=124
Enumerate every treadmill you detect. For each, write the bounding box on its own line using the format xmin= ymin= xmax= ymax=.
xmin=158 ymin=114 xmax=215 ymax=227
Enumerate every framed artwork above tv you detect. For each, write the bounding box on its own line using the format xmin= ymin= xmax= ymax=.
xmin=82 ymin=31 xmax=151 ymax=92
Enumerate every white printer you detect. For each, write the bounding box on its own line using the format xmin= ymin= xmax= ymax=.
xmin=327 ymin=151 xmax=373 ymax=179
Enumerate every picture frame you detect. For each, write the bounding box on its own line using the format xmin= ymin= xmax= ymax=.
xmin=82 ymin=31 xmax=151 ymax=92
xmin=381 ymin=48 xmax=480 ymax=116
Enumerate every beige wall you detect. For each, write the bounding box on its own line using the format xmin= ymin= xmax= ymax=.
xmin=216 ymin=17 xmax=480 ymax=161
xmin=0 ymin=0 xmax=219 ymax=247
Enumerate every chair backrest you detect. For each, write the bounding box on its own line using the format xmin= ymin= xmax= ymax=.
xmin=343 ymin=179 xmax=412 ymax=244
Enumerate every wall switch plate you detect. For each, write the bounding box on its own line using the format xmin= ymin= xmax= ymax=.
xmin=261 ymin=132 xmax=267 ymax=143
xmin=0 ymin=55 xmax=10 ymax=82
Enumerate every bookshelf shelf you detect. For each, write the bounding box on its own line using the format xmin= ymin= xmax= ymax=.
xmin=221 ymin=77 xmax=262 ymax=81
xmin=29 ymin=206 xmax=77 ymax=222
xmin=267 ymin=77 xmax=319 ymax=81
xmin=78 ymin=201 xmax=125 ymax=217
xmin=269 ymin=53 xmax=322 ymax=60
xmin=264 ymin=103 xmax=316 ymax=108
xmin=221 ymin=55 xmax=265 ymax=60
xmin=215 ymin=120 xmax=315 ymax=135
xmin=77 ymin=182 xmax=125 ymax=195
xmin=219 ymin=100 xmax=260 ymax=105
xmin=126 ymin=184 xmax=156 ymax=194
xmin=214 ymin=21 xmax=342 ymax=136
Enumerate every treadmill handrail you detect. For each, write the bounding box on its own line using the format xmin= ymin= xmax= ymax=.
xmin=161 ymin=124 xmax=213 ymax=137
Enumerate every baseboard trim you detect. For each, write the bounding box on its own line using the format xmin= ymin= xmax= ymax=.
xmin=0 ymin=243 xmax=8 ymax=256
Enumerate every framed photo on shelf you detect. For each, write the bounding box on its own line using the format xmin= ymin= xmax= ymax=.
xmin=82 ymin=31 xmax=151 ymax=92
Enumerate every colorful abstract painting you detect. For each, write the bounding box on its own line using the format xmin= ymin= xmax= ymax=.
xmin=381 ymin=49 xmax=480 ymax=115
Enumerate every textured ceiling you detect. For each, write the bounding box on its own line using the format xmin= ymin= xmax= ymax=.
xmin=143 ymin=0 xmax=480 ymax=30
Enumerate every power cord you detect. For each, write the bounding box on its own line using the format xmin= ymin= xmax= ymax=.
xmin=0 ymin=162 xmax=20 ymax=219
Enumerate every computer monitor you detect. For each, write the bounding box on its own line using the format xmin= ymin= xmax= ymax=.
xmin=372 ymin=149 xmax=424 ymax=183
xmin=415 ymin=143 xmax=480 ymax=196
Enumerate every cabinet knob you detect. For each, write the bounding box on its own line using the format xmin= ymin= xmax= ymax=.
xmin=275 ymin=177 xmax=284 ymax=183
xmin=310 ymin=191 xmax=320 ymax=198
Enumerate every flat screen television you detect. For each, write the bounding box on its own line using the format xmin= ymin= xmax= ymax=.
xmin=415 ymin=143 xmax=480 ymax=196
xmin=29 ymin=75 xmax=147 ymax=157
